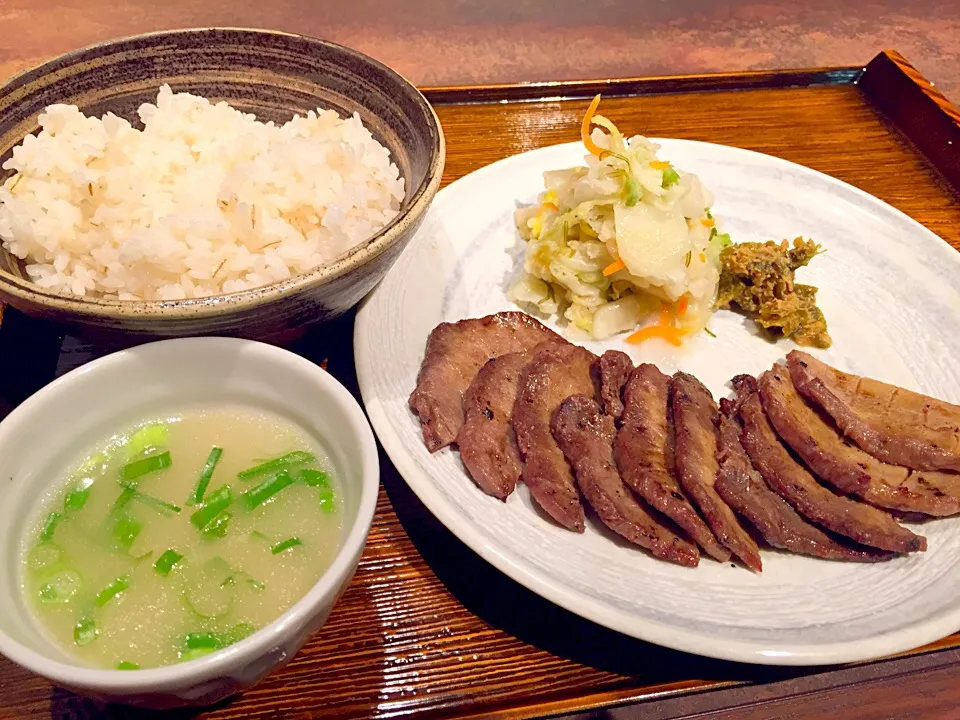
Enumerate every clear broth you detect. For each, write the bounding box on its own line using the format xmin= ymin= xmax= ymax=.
xmin=20 ymin=405 xmax=342 ymax=669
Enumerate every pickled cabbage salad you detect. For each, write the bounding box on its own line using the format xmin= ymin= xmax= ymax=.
xmin=511 ymin=95 xmax=731 ymax=344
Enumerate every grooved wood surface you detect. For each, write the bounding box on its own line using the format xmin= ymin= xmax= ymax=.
xmin=0 ymin=53 xmax=959 ymax=719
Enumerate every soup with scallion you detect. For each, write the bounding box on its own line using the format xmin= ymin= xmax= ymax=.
xmin=20 ymin=405 xmax=342 ymax=670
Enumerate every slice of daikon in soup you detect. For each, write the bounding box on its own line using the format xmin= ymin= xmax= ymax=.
xmin=20 ymin=405 xmax=342 ymax=669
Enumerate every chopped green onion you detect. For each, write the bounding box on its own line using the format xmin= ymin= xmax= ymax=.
xmin=705 ymin=209 xmax=714 ymax=220
xmin=28 ymin=543 xmax=62 ymax=570
xmin=132 ymin=490 xmax=182 ymax=515
xmin=189 ymin=485 xmax=233 ymax=529
xmin=121 ymin=451 xmax=171 ymax=482
xmin=74 ymin=616 xmax=98 ymax=646
xmin=622 ymin=175 xmax=641 ymax=206
xmin=271 ymin=537 xmax=302 ymax=554
xmin=64 ymin=478 xmax=94 ymax=512
xmin=318 ymin=486 xmax=335 ymax=514
xmin=184 ymin=631 xmax=220 ymax=650
xmin=95 ymin=575 xmax=130 ymax=607
xmin=112 ymin=515 xmax=141 ymax=550
xmin=201 ymin=511 xmax=232 ymax=538
xmin=154 ymin=549 xmax=183 ymax=576
xmin=661 ymin=167 xmax=681 ymax=188
xmin=188 ymin=447 xmax=223 ymax=506
xmin=183 ymin=558 xmax=234 ymax=619
xmin=117 ymin=661 xmax=139 ymax=670
xmin=112 ymin=486 xmax=137 ymax=513
xmin=180 ymin=647 xmax=216 ymax=662
xmin=220 ymin=623 xmax=256 ymax=645
xmin=39 ymin=570 xmax=82 ymax=604
xmin=39 ymin=512 xmax=62 ymax=541
xmin=222 ymin=571 xmax=265 ymax=591
xmin=237 ymin=451 xmax=314 ymax=480
xmin=704 ymin=327 xmax=717 ymax=338
xmin=77 ymin=453 xmax=107 ymax=476
xmin=300 ymin=469 xmax=329 ymax=487
xmin=126 ymin=423 xmax=169 ymax=459
xmin=242 ymin=470 xmax=294 ymax=510
xmin=715 ymin=232 xmax=733 ymax=248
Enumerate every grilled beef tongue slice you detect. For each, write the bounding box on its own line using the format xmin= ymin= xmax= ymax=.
xmin=615 ymin=364 xmax=730 ymax=562
xmin=552 ymin=395 xmax=700 ymax=567
xmin=597 ymin=350 xmax=634 ymax=421
xmin=760 ymin=364 xmax=960 ymax=517
xmin=787 ymin=350 xmax=960 ymax=472
xmin=671 ymin=372 xmax=763 ymax=571
xmin=513 ymin=344 xmax=597 ymax=532
xmin=458 ymin=350 xmax=536 ymax=500
xmin=733 ymin=375 xmax=925 ymax=553
xmin=409 ymin=311 xmax=565 ymax=452
xmin=715 ymin=409 xmax=894 ymax=562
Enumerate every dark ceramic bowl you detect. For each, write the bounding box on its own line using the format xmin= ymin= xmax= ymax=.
xmin=0 ymin=28 xmax=444 ymax=339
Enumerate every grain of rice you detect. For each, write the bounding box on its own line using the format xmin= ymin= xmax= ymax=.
xmin=0 ymin=85 xmax=406 ymax=301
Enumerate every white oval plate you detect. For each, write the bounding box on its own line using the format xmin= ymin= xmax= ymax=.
xmin=354 ymin=140 xmax=960 ymax=665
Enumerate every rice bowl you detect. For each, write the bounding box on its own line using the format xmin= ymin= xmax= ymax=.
xmin=0 ymin=28 xmax=443 ymax=339
xmin=0 ymin=86 xmax=406 ymax=302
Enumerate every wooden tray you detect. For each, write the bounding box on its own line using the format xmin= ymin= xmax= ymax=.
xmin=2 ymin=49 xmax=960 ymax=720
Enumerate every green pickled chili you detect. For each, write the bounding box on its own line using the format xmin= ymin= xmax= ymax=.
xmin=117 ymin=661 xmax=139 ymax=670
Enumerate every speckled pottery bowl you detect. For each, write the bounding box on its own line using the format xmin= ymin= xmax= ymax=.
xmin=0 ymin=28 xmax=444 ymax=339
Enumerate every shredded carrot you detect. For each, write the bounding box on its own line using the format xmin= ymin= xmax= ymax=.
xmin=649 ymin=160 xmax=671 ymax=170
xmin=677 ymin=296 xmax=689 ymax=315
xmin=602 ymin=258 xmax=625 ymax=276
xmin=700 ymin=217 xmax=715 ymax=228
xmin=698 ymin=252 xmax=706 ymax=263
xmin=626 ymin=324 xmax=686 ymax=346
xmin=581 ymin=94 xmax=604 ymax=156
xmin=659 ymin=306 xmax=672 ymax=326
xmin=542 ymin=202 xmax=558 ymax=212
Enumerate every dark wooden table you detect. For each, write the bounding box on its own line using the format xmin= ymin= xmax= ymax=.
xmin=1 ymin=50 xmax=959 ymax=719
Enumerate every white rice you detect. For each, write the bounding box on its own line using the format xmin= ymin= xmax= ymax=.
xmin=0 ymin=85 xmax=406 ymax=301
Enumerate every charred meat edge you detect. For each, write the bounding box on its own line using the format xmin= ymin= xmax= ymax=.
xmin=787 ymin=350 xmax=960 ymax=472
xmin=409 ymin=311 xmax=564 ymax=452
xmin=734 ymin=375 xmax=926 ymax=554
xmin=759 ymin=364 xmax=960 ymax=517
xmin=552 ymin=395 xmax=700 ymax=567
xmin=615 ymin=364 xmax=730 ymax=562
xmin=457 ymin=350 xmax=536 ymax=501
xmin=597 ymin=350 xmax=633 ymax=421
xmin=671 ymin=372 xmax=763 ymax=571
xmin=714 ymin=407 xmax=894 ymax=563
xmin=513 ymin=344 xmax=598 ymax=532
